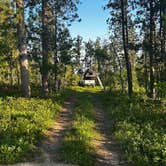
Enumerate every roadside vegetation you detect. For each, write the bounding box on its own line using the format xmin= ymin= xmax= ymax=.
xmin=100 ymin=91 xmax=166 ymax=166
xmin=0 ymin=88 xmax=74 ymax=164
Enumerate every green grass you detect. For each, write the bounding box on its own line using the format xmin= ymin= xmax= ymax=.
xmin=100 ymin=91 xmax=166 ymax=166
xmin=0 ymin=88 xmax=74 ymax=164
xmin=2 ymin=85 xmax=164 ymax=165
xmin=0 ymin=86 xmax=95 ymax=164
xmin=59 ymin=88 xmax=99 ymax=166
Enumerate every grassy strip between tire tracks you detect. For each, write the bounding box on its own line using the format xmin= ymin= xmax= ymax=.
xmin=59 ymin=87 xmax=100 ymax=166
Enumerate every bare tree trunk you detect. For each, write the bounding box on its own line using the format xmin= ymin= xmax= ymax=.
xmin=54 ymin=13 xmax=58 ymax=91
xmin=121 ymin=0 xmax=132 ymax=96
xmin=9 ymin=52 xmax=14 ymax=86
xmin=160 ymin=0 xmax=166 ymax=62
xmin=16 ymin=62 xmax=20 ymax=87
xmin=16 ymin=0 xmax=30 ymax=97
xmin=160 ymin=0 xmax=166 ymax=83
xmin=144 ymin=53 xmax=149 ymax=94
xmin=42 ymin=0 xmax=49 ymax=94
xmin=149 ymin=0 xmax=155 ymax=98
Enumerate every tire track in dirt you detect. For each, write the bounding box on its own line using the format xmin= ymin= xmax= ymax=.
xmin=93 ymin=96 xmax=130 ymax=166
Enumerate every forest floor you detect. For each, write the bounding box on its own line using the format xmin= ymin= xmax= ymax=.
xmin=2 ymin=88 xmax=127 ymax=166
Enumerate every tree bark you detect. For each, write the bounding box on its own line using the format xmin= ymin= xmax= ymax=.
xmin=149 ymin=0 xmax=155 ymax=98
xmin=121 ymin=0 xmax=133 ymax=96
xmin=144 ymin=53 xmax=149 ymax=94
xmin=54 ymin=12 xmax=58 ymax=91
xmin=16 ymin=0 xmax=31 ymax=97
xmin=160 ymin=0 xmax=166 ymax=62
xmin=9 ymin=52 xmax=14 ymax=86
xmin=42 ymin=0 xmax=49 ymax=94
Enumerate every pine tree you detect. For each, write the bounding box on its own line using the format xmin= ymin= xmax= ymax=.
xmin=105 ymin=0 xmax=133 ymax=96
xmin=41 ymin=0 xmax=50 ymax=94
xmin=25 ymin=0 xmax=80 ymax=93
xmin=16 ymin=0 xmax=31 ymax=97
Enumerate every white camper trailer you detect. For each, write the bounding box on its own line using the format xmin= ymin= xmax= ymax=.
xmin=78 ymin=69 xmax=103 ymax=88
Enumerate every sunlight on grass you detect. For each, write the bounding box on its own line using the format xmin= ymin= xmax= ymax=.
xmin=59 ymin=89 xmax=100 ymax=166
xmin=0 ymin=89 xmax=72 ymax=164
xmin=71 ymin=86 xmax=102 ymax=93
xmin=100 ymin=91 xmax=166 ymax=165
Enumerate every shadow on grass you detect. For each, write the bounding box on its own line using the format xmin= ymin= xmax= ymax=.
xmin=0 ymin=85 xmax=75 ymax=106
xmin=59 ymin=129 xmax=96 ymax=166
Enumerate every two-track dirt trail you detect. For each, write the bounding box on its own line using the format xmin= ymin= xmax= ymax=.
xmin=93 ymin=96 xmax=129 ymax=166
xmin=35 ymin=97 xmax=76 ymax=165
xmin=2 ymin=91 xmax=128 ymax=166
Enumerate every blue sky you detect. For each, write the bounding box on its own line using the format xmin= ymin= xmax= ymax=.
xmin=69 ymin=0 xmax=109 ymax=41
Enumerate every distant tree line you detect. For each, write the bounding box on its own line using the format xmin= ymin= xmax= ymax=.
xmin=0 ymin=0 xmax=165 ymax=99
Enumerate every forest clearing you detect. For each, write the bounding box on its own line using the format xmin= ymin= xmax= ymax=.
xmin=0 ymin=0 xmax=166 ymax=166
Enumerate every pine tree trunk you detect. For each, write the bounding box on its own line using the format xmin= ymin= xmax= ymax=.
xmin=160 ymin=0 xmax=166 ymax=62
xmin=54 ymin=13 xmax=58 ymax=90
xmin=16 ymin=63 xmax=20 ymax=87
xmin=149 ymin=1 xmax=155 ymax=98
xmin=144 ymin=53 xmax=149 ymax=94
xmin=16 ymin=0 xmax=30 ymax=97
xmin=9 ymin=52 xmax=14 ymax=86
xmin=42 ymin=0 xmax=49 ymax=94
xmin=121 ymin=0 xmax=133 ymax=96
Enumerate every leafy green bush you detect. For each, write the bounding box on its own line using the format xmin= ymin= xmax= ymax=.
xmin=0 ymin=97 xmax=61 ymax=164
xmin=100 ymin=91 xmax=166 ymax=165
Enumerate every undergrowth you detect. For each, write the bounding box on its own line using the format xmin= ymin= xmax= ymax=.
xmin=100 ymin=91 xmax=166 ymax=166
xmin=0 ymin=88 xmax=73 ymax=164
